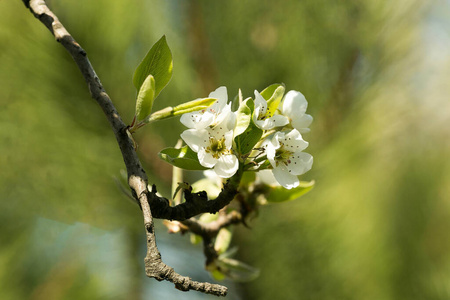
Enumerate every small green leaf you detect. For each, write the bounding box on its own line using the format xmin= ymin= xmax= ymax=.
xmin=133 ymin=35 xmax=173 ymax=98
xmin=260 ymin=83 xmax=285 ymax=101
xmin=214 ymin=228 xmax=233 ymax=255
xmin=233 ymin=98 xmax=253 ymax=138
xmin=158 ymin=146 xmax=207 ymax=170
xmin=210 ymin=269 xmax=227 ymax=281
xmin=231 ymin=88 xmax=244 ymax=112
xmin=135 ymin=75 xmax=155 ymax=121
xmin=190 ymin=234 xmax=202 ymax=245
xmin=173 ymin=97 xmax=216 ymax=115
xmin=234 ymin=124 xmax=263 ymax=156
xmin=234 ymin=99 xmax=262 ymax=155
xmin=260 ymin=83 xmax=285 ymax=117
xmin=216 ymin=257 xmax=260 ymax=282
xmin=266 ymin=180 xmax=315 ymax=203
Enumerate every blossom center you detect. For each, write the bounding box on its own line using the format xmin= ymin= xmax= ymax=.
xmin=206 ymin=137 xmax=229 ymax=159
xmin=274 ymin=144 xmax=293 ymax=167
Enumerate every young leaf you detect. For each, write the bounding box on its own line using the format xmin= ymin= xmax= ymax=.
xmin=135 ymin=75 xmax=155 ymax=121
xmin=260 ymin=83 xmax=285 ymax=117
xmin=173 ymin=97 xmax=216 ymax=115
xmin=214 ymin=228 xmax=233 ymax=255
xmin=266 ymin=180 xmax=315 ymax=203
xmin=233 ymin=98 xmax=263 ymax=155
xmin=260 ymin=83 xmax=285 ymax=101
xmin=158 ymin=146 xmax=208 ymax=170
xmin=233 ymin=98 xmax=253 ymax=138
xmin=133 ymin=35 xmax=173 ymax=98
xmin=216 ymin=257 xmax=260 ymax=282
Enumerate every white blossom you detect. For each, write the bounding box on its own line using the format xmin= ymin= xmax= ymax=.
xmin=257 ymin=169 xmax=280 ymax=187
xmin=253 ymin=90 xmax=289 ymax=130
xmin=264 ymin=129 xmax=313 ymax=189
xmin=281 ymin=91 xmax=313 ymax=133
xmin=180 ymin=86 xmax=231 ymax=129
xmin=181 ymin=118 xmax=238 ymax=178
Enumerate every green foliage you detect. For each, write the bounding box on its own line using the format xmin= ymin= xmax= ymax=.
xmin=172 ymin=97 xmax=216 ymax=115
xmin=215 ymin=228 xmax=233 ymax=255
xmin=233 ymin=97 xmax=253 ymax=138
xmin=133 ymin=35 xmax=173 ymax=98
xmin=260 ymin=83 xmax=285 ymax=117
xmin=266 ymin=180 xmax=315 ymax=203
xmin=234 ymin=99 xmax=263 ymax=155
xmin=158 ymin=146 xmax=207 ymax=170
xmin=135 ymin=75 xmax=155 ymax=121
xmin=214 ymin=253 xmax=260 ymax=282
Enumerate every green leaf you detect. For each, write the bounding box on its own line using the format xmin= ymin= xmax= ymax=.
xmin=158 ymin=146 xmax=207 ymax=170
xmin=260 ymin=83 xmax=285 ymax=117
xmin=266 ymin=180 xmax=315 ymax=203
xmin=173 ymin=97 xmax=216 ymax=115
xmin=133 ymin=35 xmax=173 ymax=98
xmin=233 ymin=98 xmax=253 ymax=138
xmin=216 ymin=257 xmax=260 ymax=282
xmin=234 ymin=99 xmax=262 ymax=155
xmin=210 ymin=269 xmax=227 ymax=281
xmin=190 ymin=234 xmax=202 ymax=245
xmin=135 ymin=75 xmax=155 ymax=121
xmin=234 ymin=124 xmax=263 ymax=156
xmin=214 ymin=228 xmax=233 ymax=255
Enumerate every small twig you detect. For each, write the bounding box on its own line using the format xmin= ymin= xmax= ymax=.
xmin=182 ymin=211 xmax=242 ymax=267
xmin=182 ymin=211 xmax=242 ymax=238
xmin=21 ymin=0 xmax=230 ymax=296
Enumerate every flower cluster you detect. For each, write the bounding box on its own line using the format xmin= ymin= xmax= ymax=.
xmin=180 ymin=85 xmax=313 ymax=189
xmin=180 ymin=87 xmax=238 ymax=178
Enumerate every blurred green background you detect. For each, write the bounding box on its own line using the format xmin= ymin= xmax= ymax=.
xmin=1 ymin=0 xmax=450 ymax=299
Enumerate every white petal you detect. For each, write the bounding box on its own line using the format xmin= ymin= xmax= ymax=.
xmin=194 ymin=111 xmax=214 ymax=129
xmin=214 ymin=154 xmax=239 ymax=178
xmin=180 ymin=111 xmax=214 ymax=129
xmin=253 ymin=106 xmax=263 ymax=127
xmin=283 ymin=129 xmax=309 ymax=152
xmin=180 ymin=129 xmax=209 ymax=152
xmin=286 ymin=152 xmax=313 ymax=175
xmin=265 ymin=138 xmax=278 ymax=168
xmin=272 ymin=165 xmax=299 ymax=189
xmin=282 ymin=90 xmax=308 ymax=117
xmin=207 ymin=122 xmax=231 ymax=141
xmin=180 ymin=112 xmax=200 ymax=129
xmin=198 ymin=148 xmax=217 ymax=168
xmin=203 ymin=169 xmax=220 ymax=183
xmin=292 ymin=114 xmax=313 ymax=133
xmin=209 ymin=86 xmax=228 ymax=110
xmin=254 ymin=90 xmax=267 ymax=115
xmin=224 ymin=130 xmax=234 ymax=149
xmin=213 ymin=104 xmax=235 ymax=129
xmin=257 ymin=169 xmax=280 ymax=187
xmin=226 ymin=110 xmax=237 ymax=130
xmin=255 ymin=114 xmax=288 ymax=130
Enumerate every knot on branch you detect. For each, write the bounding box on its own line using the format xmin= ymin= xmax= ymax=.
xmin=184 ymin=189 xmax=208 ymax=203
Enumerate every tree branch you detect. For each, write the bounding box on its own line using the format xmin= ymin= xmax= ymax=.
xmin=182 ymin=211 xmax=243 ymax=266
xmin=21 ymin=0 xmax=232 ymax=296
xmin=148 ymin=168 xmax=243 ymax=221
